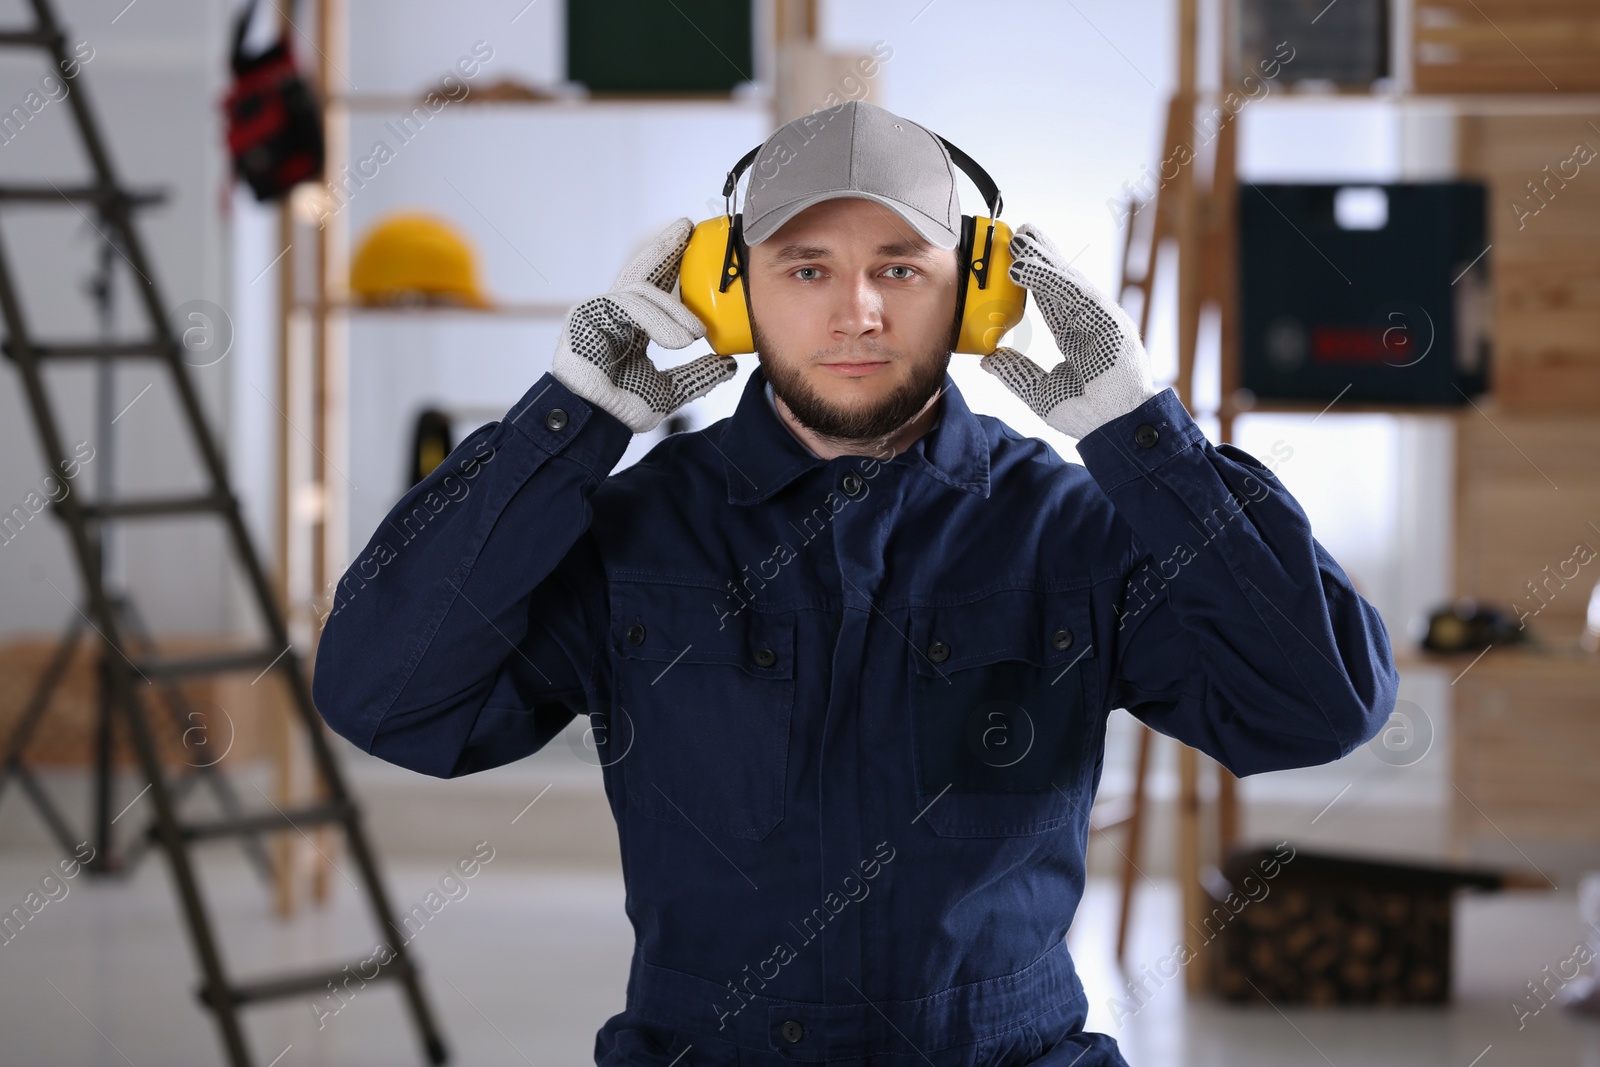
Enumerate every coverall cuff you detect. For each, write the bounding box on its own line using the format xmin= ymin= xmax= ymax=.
xmin=1074 ymin=386 xmax=1206 ymax=491
xmin=504 ymin=371 xmax=634 ymax=478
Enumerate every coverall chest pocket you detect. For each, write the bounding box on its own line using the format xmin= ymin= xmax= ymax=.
xmin=609 ymin=580 xmax=795 ymax=841
xmin=907 ymin=588 xmax=1099 ymax=838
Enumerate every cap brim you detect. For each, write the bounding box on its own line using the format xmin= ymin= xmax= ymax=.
xmin=743 ymin=191 xmax=960 ymax=250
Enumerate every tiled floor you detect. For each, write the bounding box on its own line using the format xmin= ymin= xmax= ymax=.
xmin=2 ymin=843 xmax=1598 ymax=1067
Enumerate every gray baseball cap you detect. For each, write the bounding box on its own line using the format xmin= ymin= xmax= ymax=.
xmin=740 ymin=100 xmax=962 ymax=250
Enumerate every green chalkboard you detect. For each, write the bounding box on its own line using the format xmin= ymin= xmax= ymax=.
xmin=566 ymin=0 xmax=753 ymax=94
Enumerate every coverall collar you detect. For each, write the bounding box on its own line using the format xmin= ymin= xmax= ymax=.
xmin=722 ymin=360 xmax=991 ymax=506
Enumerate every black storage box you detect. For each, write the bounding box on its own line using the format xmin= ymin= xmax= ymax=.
xmin=1210 ymin=846 xmax=1504 ymax=1005
xmin=1238 ymin=182 xmax=1491 ymax=405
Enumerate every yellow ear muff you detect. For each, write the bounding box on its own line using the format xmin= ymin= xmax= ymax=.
xmin=681 ymin=212 xmax=1026 ymax=358
xmin=680 ymin=215 xmax=754 ymax=356
xmin=953 ymin=216 xmax=1028 ymax=355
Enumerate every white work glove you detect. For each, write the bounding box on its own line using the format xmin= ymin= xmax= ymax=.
xmin=552 ymin=217 xmax=738 ymax=434
xmin=980 ymin=223 xmax=1161 ymax=441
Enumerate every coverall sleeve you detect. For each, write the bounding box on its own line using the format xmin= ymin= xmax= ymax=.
xmin=311 ymin=372 xmax=632 ymax=778
xmin=1073 ymin=387 xmax=1399 ymax=777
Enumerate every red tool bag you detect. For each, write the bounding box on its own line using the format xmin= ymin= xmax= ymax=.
xmin=223 ymin=0 xmax=324 ymax=201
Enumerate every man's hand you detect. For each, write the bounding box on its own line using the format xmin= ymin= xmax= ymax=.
xmin=552 ymin=217 xmax=738 ymax=434
xmin=979 ymin=222 xmax=1161 ymax=441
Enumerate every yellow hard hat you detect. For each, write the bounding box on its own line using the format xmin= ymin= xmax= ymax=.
xmin=350 ymin=212 xmax=490 ymax=307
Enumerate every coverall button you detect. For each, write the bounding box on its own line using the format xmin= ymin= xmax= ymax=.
xmin=625 ymin=622 xmax=646 ymax=646
xmin=752 ymin=645 xmax=776 ymax=668
xmin=780 ymin=1019 xmax=804 ymax=1043
xmin=545 ymin=407 xmax=569 ymax=432
xmin=1052 ymin=628 xmax=1074 ymax=651
xmin=1134 ymin=423 xmax=1160 ymax=448
xmin=840 ymin=471 xmax=863 ymax=495
xmin=927 ymin=640 xmax=950 ymax=663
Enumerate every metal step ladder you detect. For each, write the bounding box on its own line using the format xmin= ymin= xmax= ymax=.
xmin=0 ymin=1 xmax=448 ymax=1063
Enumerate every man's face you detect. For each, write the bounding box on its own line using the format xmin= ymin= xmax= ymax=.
xmin=745 ymin=197 xmax=961 ymax=441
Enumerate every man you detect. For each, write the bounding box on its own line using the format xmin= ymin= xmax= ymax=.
xmin=312 ymin=100 xmax=1398 ymax=1066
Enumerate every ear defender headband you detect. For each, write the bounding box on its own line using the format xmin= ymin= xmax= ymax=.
xmin=679 ymin=137 xmax=1028 ymax=357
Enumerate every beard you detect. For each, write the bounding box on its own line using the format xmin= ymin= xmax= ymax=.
xmin=753 ymin=320 xmax=951 ymax=443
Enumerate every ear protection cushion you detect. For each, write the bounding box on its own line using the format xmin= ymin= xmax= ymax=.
xmin=951 ymin=216 xmax=1027 ymax=356
xmin=680 ymin=215 xmax=752 ymax=356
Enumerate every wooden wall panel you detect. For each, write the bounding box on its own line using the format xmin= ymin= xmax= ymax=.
xmin=1458 ymin=113 xmax=1600 ymax=413
xmin=1414 ymin=1 xmax=1600 ymax=93
xmin=1452 ymin=404 xmax=1600 ymax=640
xmin=1453 ymin=655 xmax=1600 ymax=842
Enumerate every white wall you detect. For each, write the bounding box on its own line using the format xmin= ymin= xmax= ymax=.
xmin=0 ymin=0 xmax=232 ymax=639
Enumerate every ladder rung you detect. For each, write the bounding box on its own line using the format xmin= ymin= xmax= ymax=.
xmin=0 ymin=29 xmax=59 ymax=47
xmin=158 ymin=801 xmax=354 ymax=843
xmin=200 ymin=955 xmax=414 ymax=1008
xmin=133 ymin=647 xmax=286 ymax=680
xmin=75 ymin=494 xmax=228 ymax=520
xmin=0 ymin=184 xmax=167 ymax=206
xmin=4 ymin=339 xmax=172 ymax=361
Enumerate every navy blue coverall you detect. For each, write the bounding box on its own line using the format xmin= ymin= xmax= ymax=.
xmin=311 ymin=362 xmax=1399 ymax=1066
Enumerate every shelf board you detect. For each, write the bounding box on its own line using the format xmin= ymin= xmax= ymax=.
xmin=1238 ymin=89 xmax=1600 ymax=111
xmin=1388 ymin=643 xmax=1600 ymax=684
xmin=298 ymin=300 xmax=569 ymax=318
xmin=328 ymin=92 xmax=768 ymax=114
xmin=1395 ymin=645 xmax=1600 ymax=670
xmin=1221 ymin=400 xmax=1472 ymax=417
